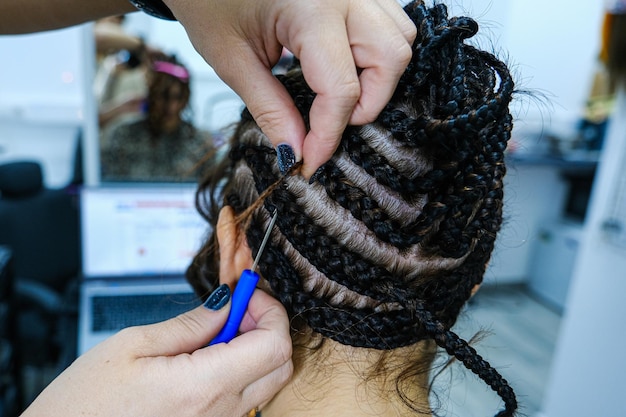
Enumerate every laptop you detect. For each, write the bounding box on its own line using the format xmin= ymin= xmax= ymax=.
xmin=77 ymin=184 xmax=208 ymax=354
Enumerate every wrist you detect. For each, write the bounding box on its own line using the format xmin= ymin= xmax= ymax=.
xmin=128 ymin=0 xmax=176 ymax=20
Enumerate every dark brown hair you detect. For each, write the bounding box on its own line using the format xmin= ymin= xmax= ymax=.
xmin=187 ymin=1 xmax=517 ymax=415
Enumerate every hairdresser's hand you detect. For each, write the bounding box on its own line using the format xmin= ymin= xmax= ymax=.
xmin=21 ymin=289 xmax=293 ymax=417
xmin=166 ymin=0 xmax=416 ymax=178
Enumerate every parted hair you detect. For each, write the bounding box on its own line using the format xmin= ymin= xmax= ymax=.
xmin=187 ymin=1 xmax=517 ymax=415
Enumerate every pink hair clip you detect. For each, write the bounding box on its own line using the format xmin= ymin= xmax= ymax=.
xmin=153 ymin=61 xmax=190 ymax=82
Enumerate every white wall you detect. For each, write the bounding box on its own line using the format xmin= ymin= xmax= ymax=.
xmin=448 ymin=0 xmax=602 ymax=125
xmin=537 ymin=88 xmax=626 ymax=417
xmin=0 ymin=26 xmax=89 ymax=188
xmin=486 ymin=164 xmax=568 ymax=284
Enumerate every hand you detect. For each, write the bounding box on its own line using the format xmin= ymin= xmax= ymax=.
xmin=166 ymin=0 xmax=417 ymax=178
xmin=21 ymin=290 xmax=293 ymax=417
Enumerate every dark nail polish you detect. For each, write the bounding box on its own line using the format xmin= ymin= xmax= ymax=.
xmin=276 ymin=144 xmax=296 ymax=175
xmin=203 ymin=284 xmax=230 ymax=311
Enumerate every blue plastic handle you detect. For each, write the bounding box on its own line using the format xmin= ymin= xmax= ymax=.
xmin=209 ymin=269 xmax=260 ymax=345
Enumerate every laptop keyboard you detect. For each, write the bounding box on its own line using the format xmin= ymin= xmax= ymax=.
xmin=92 ymin=293 xmax=201 ymax=332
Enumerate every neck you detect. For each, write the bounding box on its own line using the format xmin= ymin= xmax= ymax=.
xmin=262 ymin=338 xmax=434 ymax=417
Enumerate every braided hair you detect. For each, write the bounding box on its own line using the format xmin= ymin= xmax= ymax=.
xmin=187 ymin=1 xmax=517 ymax=415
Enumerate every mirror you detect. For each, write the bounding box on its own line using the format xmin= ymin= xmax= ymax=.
xmin=92 ymin=13 xmax=243 ymax=183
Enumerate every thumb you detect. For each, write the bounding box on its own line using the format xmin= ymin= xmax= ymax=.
xmin=133 ymin=286 xmax=231 ymax=357
xmin=224 ymin=53 xmax=307 ymax=159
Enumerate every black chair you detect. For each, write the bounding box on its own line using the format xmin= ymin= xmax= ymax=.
xmin=0 ymin=161 xmax=80 ymax=407
xmin=0 ymin=246 xmax=20 ymax=417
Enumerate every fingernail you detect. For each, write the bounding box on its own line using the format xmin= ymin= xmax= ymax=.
xmin=276 ymin=143 xmax=296 ymax=175
xmin=203 ymin=284 xmax=231 ymax=311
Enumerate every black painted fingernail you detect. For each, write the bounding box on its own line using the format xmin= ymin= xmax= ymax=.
xmin=203 ymin=284 xmax=231 ymax=311
xmin=276 ymin=144 xmax=296 ymax=175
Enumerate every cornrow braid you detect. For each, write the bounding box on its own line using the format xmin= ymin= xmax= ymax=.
xmin=424 ymin=321 xmax=518 ymax=417
xmin=187 ymin=1 xmax=518 ymax=415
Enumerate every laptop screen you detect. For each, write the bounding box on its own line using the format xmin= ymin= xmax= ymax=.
xmin=80 ymin=184 xmax=208 ymax=279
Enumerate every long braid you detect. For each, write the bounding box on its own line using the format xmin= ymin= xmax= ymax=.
xmin=428 ymin=325 xmax=518 ymax=417
xmin=187 ymin=1 xmax=518 ymax=415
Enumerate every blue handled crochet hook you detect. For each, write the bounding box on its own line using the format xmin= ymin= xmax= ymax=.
xmin=210 ymin=209 xmax=278 ymax=345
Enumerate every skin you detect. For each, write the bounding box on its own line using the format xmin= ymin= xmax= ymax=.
xmin=2 ymin=1 xmax=416 ymax=413
xmin=0 ymin=0 xmax=137 ymax=34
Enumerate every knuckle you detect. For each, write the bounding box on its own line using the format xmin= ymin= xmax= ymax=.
xmin=397 ymin=41 xmax=414 ymax=66
xmin=119 ymin=326 xmax=155 ymax=351
xmin=252 ymin=107 xmax=290 ymax=143
xmin=338 ymin=78 xmax=361 ymax=103
xmin=402 ymin=20 xmax=418 ymax=44
xmin=254 ymin=108 xmax=284 ymax=132
xmin=118 ymin=325 xmax=142 ymax=341
xmin=282 ymin=358 xmax=294 ymax=382
xmin=173 ymin=311 xmax=204 ymax=333
xmin=274 ymin=334 xmax=293 ymax=365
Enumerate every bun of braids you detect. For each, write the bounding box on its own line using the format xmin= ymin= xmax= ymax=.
xmin=187 ymin=1 xmax=517 ymax=415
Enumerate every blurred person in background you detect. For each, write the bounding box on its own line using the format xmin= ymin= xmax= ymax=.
xmin=100 ymin=56 xmax=215 ymax=182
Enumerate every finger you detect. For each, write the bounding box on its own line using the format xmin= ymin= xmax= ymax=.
xmin=377 ymin=0 xmax=419 ymax=43
xmin=128 ymin=303 xmax=230 ymax=358
xmin=347 ymin=2 xmax=415 ymax=125
xmin=215 ymin=47 xmax=307 ymax=160
xmin=348 ymin=44 xmax=412 ymax=126
xmin=301 ymin=76 xmax=357 ymax=178
xmin=239 ymin=289 xmax=290 ymax=335
xmin=236 ymin=293 xmax=293 ymax=413
xmin=240 ymin=359 xmax=293 ymax=414
xmin=207 ymin=290 xmax=292 ymax=385
xmin=294 ymin=14 xmax=361 ymax=178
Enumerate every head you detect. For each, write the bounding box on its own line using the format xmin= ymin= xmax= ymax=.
xmin=188 ymin=1 xmax=516 ymax=415
xmin=146 ymin=58 xmax=191 ymax=135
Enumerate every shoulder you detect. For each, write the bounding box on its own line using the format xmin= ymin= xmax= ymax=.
xmin=113 ymin=118 xmax=150 ymax=137
xmin=102 ymin=118 xmax=149 ymax=148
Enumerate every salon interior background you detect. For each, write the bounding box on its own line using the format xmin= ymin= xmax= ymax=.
xmin=1 ymin=0 xmax=625 ymax=416
xmin=0 ymin=0 xmax=605 ymax=188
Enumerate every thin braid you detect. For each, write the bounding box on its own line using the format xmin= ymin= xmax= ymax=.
xmin=432 ymin=328 xmax=518 ymax=416
xmin=339 ymin=127 xmax=456 ymax=198
xmin=238 ymin=145 xmax=419 ymax=302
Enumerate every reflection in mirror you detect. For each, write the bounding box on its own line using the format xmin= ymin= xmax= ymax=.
xmin=92 ymin=14 xmax=243 ymax=183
